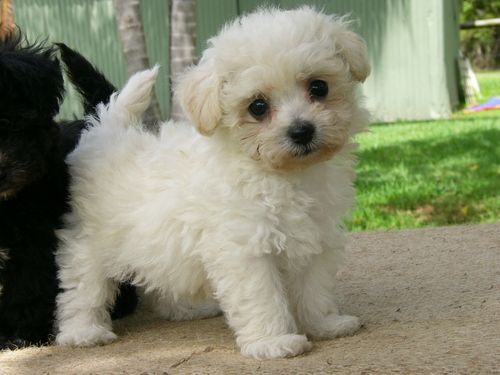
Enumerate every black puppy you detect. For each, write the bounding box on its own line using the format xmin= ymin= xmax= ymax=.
xmin=0 ymin=33 xmax=136 ymax=349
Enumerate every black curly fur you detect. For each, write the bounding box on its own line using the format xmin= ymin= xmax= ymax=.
xmin=56 ymin=43 xmax=116 ymax=116
xmin=0 ymin=33 xmax=136 ymax=349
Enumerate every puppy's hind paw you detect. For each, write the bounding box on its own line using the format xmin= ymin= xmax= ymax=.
xmin=56 ymin=325 xmax=117 ymax=347
xmin=0 ymin=336 xmax=31 ymax=350
xmin=156 ymin=301 xmax=222 ymax=321
xmin=308 ymin=314 xmax=361 ymax=340
xmin=240 ymin=334 xmax=312 ymax=359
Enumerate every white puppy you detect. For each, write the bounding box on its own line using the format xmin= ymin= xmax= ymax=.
xmin=55 ymin=6 xmax=370 ymax=359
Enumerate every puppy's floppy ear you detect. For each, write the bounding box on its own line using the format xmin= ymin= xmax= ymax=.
xmin=175 ymin=59 xmax=221 ymax=136
xmin=335 ymin=28 xmax=370 ymax=82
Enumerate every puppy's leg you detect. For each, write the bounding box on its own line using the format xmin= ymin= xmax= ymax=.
xmin=56 ymin=275 xmax=118 ymax=347
xmin=203 ymin=253 xmax=312 ymax=359
xmin=97 ymin=66 xmax=159 ymax=127
xmin=55 ymin=239 xmax=118 ymax=347
xmin=292 ymin=250 xmax=361 ymax=339
xmin=0 ymin=248 xmax=57 ymax=348
xmin=110 ymin=283 xmax=138 ymax=320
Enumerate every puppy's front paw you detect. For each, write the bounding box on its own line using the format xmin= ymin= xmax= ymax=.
xmin=56 ymin=325 xmax=117 ymax=347
xmin=0 ymin=336 xmax=31 ymax=350
xmin=241 ymin=334 xmax=312 ymax=359
xmin=309 ymin=314 xmax=361 ymax=339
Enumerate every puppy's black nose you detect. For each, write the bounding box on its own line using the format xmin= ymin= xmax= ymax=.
xmin=288 ymin=121 xmax=316 ymax=145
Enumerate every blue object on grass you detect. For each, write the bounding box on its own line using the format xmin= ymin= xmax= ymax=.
xmin=465 ymin=97 xmax=500 ymax=112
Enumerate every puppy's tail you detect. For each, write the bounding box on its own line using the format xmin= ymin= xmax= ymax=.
xmin=98 ymin=66 xmax=159 ymax=127
xmin=56 ymin=43 xmax=116 ymax=115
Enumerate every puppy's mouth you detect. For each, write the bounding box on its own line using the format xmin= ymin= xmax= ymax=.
xmin=0 ymin=170 xmax=29 ymax=199
xmin=0 ymin=178 xmax=19 ymax=200
xmin=0 ymin=189 xmax=16 ymax=200
xmin=292 ymin=146 xmax=317 ymax=157
xmin=288 ymin=142 xmax=320 ymax=158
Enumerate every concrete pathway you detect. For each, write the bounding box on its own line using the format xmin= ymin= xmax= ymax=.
xmin=1 ymin=223 xmax=498 ymax=374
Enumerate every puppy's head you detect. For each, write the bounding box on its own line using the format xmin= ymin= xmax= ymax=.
xmin=177 ymin=6 xmax=370 ymax=171
xmin=0 ymin=33 xmax=63 ymax=199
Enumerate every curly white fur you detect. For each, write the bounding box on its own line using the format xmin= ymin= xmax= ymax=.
xmin=55 ymin=6 xmax=370 ymax=359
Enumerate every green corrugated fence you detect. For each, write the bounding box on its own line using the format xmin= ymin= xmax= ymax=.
xmin=14 ymin=0 xmax=462 ymax=122
xmin=14 ymin=0 xmax=170 ymax=119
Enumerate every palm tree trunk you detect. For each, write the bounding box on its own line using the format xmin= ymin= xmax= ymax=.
xmin=112 ymin=0 xmax=161 ymax=131
xmin=169 ymin=0 xmax=196 ymax=121
xmin=0 ymin=0 xmax=15 ymax=41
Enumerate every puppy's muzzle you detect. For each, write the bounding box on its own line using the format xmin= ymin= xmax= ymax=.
xmin=287 ymin=120 xmax=319 ymax=157
xmin=288 ymin=120 xmax=315 ymax=146
xmin=0 ymin=169 xmax=7 ymax=183
xmin=0 ymin=169 xmax=12 ymax=198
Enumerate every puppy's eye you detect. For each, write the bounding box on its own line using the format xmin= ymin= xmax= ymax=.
xmin=309 ymin=80 xmax=328 ymax=99
xmin=248 ymin=98 xmax=269 ymax=119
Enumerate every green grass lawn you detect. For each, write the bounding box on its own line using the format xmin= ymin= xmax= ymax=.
xmin=477 ymin=70 xmax=500 ymax=100
xmin=348 ymin=114 xmax=499 ymax=231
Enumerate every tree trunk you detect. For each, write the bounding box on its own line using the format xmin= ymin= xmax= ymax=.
xmin=0 ymin=0 xmax=15 ymax=41
xmin=169 ymin=0 xmax=196 ymax=121
xmin=112 ymin=0 xmax=161 ymax=131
